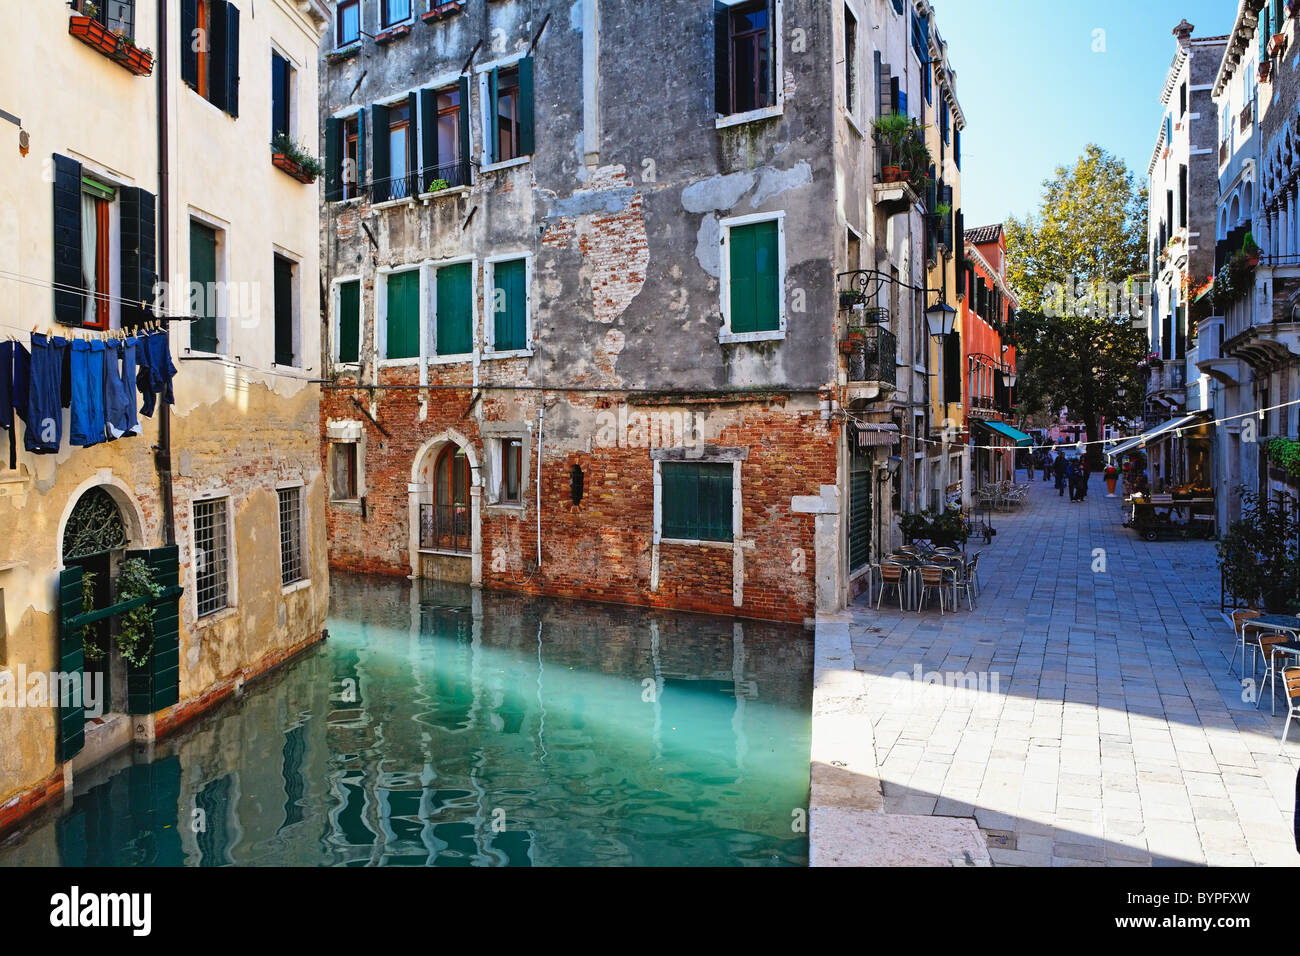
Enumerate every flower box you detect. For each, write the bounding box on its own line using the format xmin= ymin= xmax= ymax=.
xmin=423 ymin=1 xmax=464 ymax=23
xmin=273 ymin=153 xmax=317 ymax=184
xmin=374 ymin=23 xmax=412 ymax=45
xmin=69 ymin=15 xmax=153 ymax=76
xmin=1270 ymin=33 xmax=1288 ymax=57
xmin=1260 ymin=59 xmax=1273 ymax=82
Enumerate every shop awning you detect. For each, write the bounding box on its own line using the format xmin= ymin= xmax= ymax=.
xmin=974 ymin=420 xmax=1033 ymax=447
xmin=1105 ymin=412 xmax=1208 ymax=460
xmin=852 ymin=422 xmax=900 ymax=448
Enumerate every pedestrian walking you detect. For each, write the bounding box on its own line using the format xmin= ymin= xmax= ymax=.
xmin=1067 ymin=458 xmax=1081 ymax=501
xmin=1053 ymin=451 xmax=1067 ymax=496
xmin=1040 ymin=449 xmax=1052 ymax=482
xmin=1079 ymin=458 xmax=1091 ymax=500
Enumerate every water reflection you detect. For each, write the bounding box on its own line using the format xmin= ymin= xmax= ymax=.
xmin=1 ymin=573 xmax=813 ymax=866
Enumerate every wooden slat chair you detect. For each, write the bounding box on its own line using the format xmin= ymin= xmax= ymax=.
xmin=1230 ymin=609 xmax=1262 ymax=677
xmin=918 ymin=564 xmax=951 ymax=616
xmin=1280 ymin=667 xmax=1300 ymax=754
xmin=876 ymin=563 xmax=908 ymax=612
xmin=1255 ymin=632 xmax=1294 ymax=715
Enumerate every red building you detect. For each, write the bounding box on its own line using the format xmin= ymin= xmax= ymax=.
xmin=961 ymin=225 xmax=1023 ymax=484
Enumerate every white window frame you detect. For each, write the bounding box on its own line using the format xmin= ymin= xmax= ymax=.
xmin=652 ymin=458 xmax=742 ymax=550
xmin=416 ymin=71 xmax=475 ymax=198
xmin=375 ymin=264 xmax=426 ymax=369
xmin=335 ymin=0 xmax=364 ymax=51
xmin=841 ymin=2 xmax=861 ymax=134
xmin=326 ymin=419 xmax=367 ymax=511
xmin=718 ymin=210 xmax=787 ymax=344
xmin=483 ymin=253 xmax=534 ymax=358
xmin=427 ymin=254 xmax=479 ymax=364
xmin=276 ymin=480 xmax=309 ymax=593
xmin=371 ymin=88 xmax=422 ymax=210
xmin=191 ymin=491 xmax=236 ymax=623
xmin=331 ymin=274 xmax=363 ymax=368
xmin=186 ymin=207 xmax=230 ymax=356
xmin=476 ymin=52 xmax=531 ymax=172
xmin=484 ymin=432 xmax=529 ymax=509
xmin=716 ymin=0 xmax=785 ymax=130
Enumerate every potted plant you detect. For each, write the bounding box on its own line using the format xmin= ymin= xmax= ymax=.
xmin=1218 ymin=489 xmax=1300 ymax=611
xmin=272 ymin=134 xmax=325 ymax=184
xmin=426 ymin=177 xmax=450 ymax=193
xmin=1243 ymin=231 xmax=1261 ymax=267
xmin=116 ymin=557 xmax=163 ymax=668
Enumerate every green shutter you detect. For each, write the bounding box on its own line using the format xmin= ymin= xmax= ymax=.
xmin=1262 ymin=4 xmax=1271 ymax=61
xmin=274 ymin=255 xmax=294 ymax=366
xmin=420 ymin=88 xmax=438 ymax=191
xmin=489 ymin=68 xmax=500 ymax=163
xmin=518 ymin=56 xmax=535 ymax=156
xmin=208 ymin=0 xmax=229 ymax=112
xmin=225 ymin=2 xmax=240 ymax=118
xmin=385 ymin=270 xmax=419 ymax=360
xmin=715 ymin=1 xmax=731 ymax=114
xmin=57 ymin=565 xmax=86 ymax=762
xmin=661 ymin=463 xmax=733 ymax=542
xmin=493 ymin=259 xmax=526 ymax=351
xmin=436 ymin=263 xmax=473 ymax=355
xmin=126 ymin=546 xmax=181 ymax=715
xmin=120 ymin=186 xmax=156 ymax=328
xmin=52 ymin=154 xmax=83 ymax=327
xmin=457 ymin=76 xmax=471 ymax=181
xmin=325 ymin=117 xmax=342 ymax=202
xmin=357 ymin=108 xmax=367 ymax=191
xmin=180 ymin=0 xmax=199 ymax=90
xmin=338 ymin=280 xmax=360 ymax=364
xmin=371 ymin=103 xmax=391 ymax=202
xmin=189 ymin=221 xmax=218 ymax=352
xmin=729 ymin=220 xmax=779 ymax=334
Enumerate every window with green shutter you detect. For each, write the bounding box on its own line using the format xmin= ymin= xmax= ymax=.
xmin=385 ymin=269 xmax=420 ymax=360
xmin=337 ymin=280 xmax=360 ymax=364
xmin=190 ymin=220 xmax=218 ymax=352
xmin=436 ymin=262 xmax=473 ymax=356
xmin=661 ymin=462 xmax=733 ymax=542
xmin=492 ymin=258 xmax=527 ymax=352
xmin=727 ymin=219 xmax=781 ymax=334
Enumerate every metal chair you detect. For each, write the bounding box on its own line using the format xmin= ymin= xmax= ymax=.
xmin=966 ymin=551 xmax=983 ymax=598
xmin=877 ymin=563 xmax=908 ymax=611
xmin=1230 ymin=609 xmax=1262 ymax=677
xmin=1280 ymin=667 xmax=1300 ymax=754
xmin=1256 ymin=632 xmax=1293 ymax=715
xmin=918 ymin=564 xmax=951 ymax=616
xmin=950 ymin=561 xmax=977 ymax=611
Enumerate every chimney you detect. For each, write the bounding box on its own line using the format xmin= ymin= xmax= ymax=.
xmin=1173 ymin=19 xmax=1195 ymax=47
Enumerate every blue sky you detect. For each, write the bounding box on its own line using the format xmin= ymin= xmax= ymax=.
xmin=936 ymin=0 xmax=1237 ymax=229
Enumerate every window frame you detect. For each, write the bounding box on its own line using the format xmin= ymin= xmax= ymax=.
xmin=272 ymin=249 xmax=301 ymax=368
xmin=329 ymin=440 xmax=361 ymax=503
xmin=192 ymin=493 xmax=233 ymax=620
xmin=483 ymin=253 xmax=533 ymax=358
xmin=715 ymin=0 xmax=784 ymax=130
xmin=187 ymin=210 xmax=229 ymax=356
xmin=331 ymin=274 xmax=363 ymax=368
xmin=276 ymin=482 xmax=307 ymax=589
xmin=842 ymin=2 xmax=860 ymax=131
xmin=718 ymin=211 xmax=787 ymax=344
xmin=270 ymin=47 xmax=295 ymax=146
xmin=375 ymin=265 xmax=425 ymax=367
xmin=654 ymin=459 xmax=741 ymax=548
xmin=380 ymin=0 xmax=413 ymax=30
xmin=343 ymin=113 xmax=361 ymax=199
xmin=79 ymin=176 xmax=119 ymax=330
xmin=476 ymin=53 xmax=533 ymax=172
xmin=336 ymin=0 xmax=362 ymax=49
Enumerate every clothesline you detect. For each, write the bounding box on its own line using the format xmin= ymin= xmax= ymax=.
xmin=0 ymin=268 xmax=202 ymax=323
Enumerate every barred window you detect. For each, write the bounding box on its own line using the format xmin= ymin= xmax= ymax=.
xmin=279 ymin=487 xmax=303 ymax=586
xmin=194 ymin=498 xmax=229 ymax=617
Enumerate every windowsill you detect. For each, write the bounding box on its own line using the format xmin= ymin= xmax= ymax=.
xmin=430 ymin=353 xmax=474 ymax=365
xmin=194 ymin=606 xmax=238 ymax=628
xmin=480 ymin=156 xmax=531 ymax=174
xmin=371 ymin=196 xmax=421 ymax=211
xmin=379 ymin=357 xmax=421 ymax=367
xmin=330 ymin=498 xmax=364 ymax=513
xmin=842 ymin=108 xmax=864 ymax=136
xmin=485 ymin=501 xmax=525 ymax=513
xmin=482 ymin=348 xmax=533 ymax=360
xmin=281 ymin=577 xmax=312 ymax=596
xmin=417 ymin=185 xmax=472 ymax=201
xmin=374 ymin=22 xmax=414 ymax=44
xmin=715 ymin=104 xmax=783 ymax=130
xmin=418 ymin=548 xmax=472 ymax=558
xmin=327 ymin=43 xmax=361 ymax=61
xmin=660 ymin=537 xmax=735 ymax=550
xmin=719 ymin=329 xmax=785 ymax=345
xmin=332 ymin=194 xmax=365 ymax=206
xmin=186 ymin=87 xmax=236 ymax=120
xmin=333 ymin=361 xmax=361 ymax=371
xmin=185 ymin=346 xmax=228 ymax=359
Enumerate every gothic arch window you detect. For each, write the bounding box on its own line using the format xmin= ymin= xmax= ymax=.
xmin=63 ymin=487 xmax=128 ymax=561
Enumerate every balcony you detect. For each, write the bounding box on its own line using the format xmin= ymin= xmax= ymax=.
xmin=420 ymin=503 xmax=471 ymax=554
xmin=843 ymin=326 xmax=898 ymax=396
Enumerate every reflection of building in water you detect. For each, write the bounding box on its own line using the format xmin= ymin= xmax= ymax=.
xmin=4 ymin=576 xmax=808 ymax=866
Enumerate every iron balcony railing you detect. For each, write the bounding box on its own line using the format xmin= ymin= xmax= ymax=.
xmin=371 ymin=159 xmax=473 ymax=203
xmin=845 ymin=326 xmax=897 ymax=388
xmin=420 ymin=502 xmax=471 ymax=554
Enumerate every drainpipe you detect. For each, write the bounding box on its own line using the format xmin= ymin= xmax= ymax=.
xmin=155 ymin=0 xmax=174 ymax=546
xmin=535 ymin=403 xmax=544 ymax=570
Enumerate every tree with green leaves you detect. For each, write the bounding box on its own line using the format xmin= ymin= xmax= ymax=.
xmin=1005 ymin=145 xmax=1149 ymax=465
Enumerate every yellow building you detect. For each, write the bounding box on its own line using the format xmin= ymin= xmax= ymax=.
xmin=0 ymin=0 xmax=329 ymax=829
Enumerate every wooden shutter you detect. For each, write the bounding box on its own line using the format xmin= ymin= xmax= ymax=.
xmin=876 ymin=56 xmax=890 ymax=119
xmin=765 ymin=0 xmax=777 ymax=107
xmin=488 ymin=67 xmax=500 ymax=163
xmin=714 ymin=1 xmax=730 ymax=115
xmin=274 ymin=255 xmax=293 ymax=366
xmin=943 ymin=331 xmax=961 ymax=406
xmin=325 ymin=116 xmax=342 ymax=202
xmin=955 ymin=210 xmax=965 ymax=296
xmin=225 ymin=2 xmax=240 ymax=117
xmin=729 ymin=220 xmax=779 ymax=334
xmin=406 ymin=90 xmax=419 ymax=193
xmin=457 ymin=76 xmax=471 ymax=182
xmin=119 ymin=186 xmax=156 ymax=328
xmin=386 ymin=270 xmax=418 ymax=359
xmin=52 ymin=154 xmax=84 ymax=327
xmin=272 ymin=52 xmax=289 ymax=142
xmin=493 ymin=259 xmax=526 ymax=351
xmin=518 ymin=56 xmax=535 ymax=157
xmin=420 ymin=88 xmax=437 ymax=191
xmin=940 ymin=185 xmax=953 ymax=247
xmin=208 ymin=0 xmax=229 ymax=112
xmin=357 ymin=107 xmax=367 ymax=190
xmin=338 ymin=280 xmax=360 ymax=363
xmin=189 ymin=221 xmax=218 ymax=351
xmin=371 ymin=103 xmax=390 ymax=202
xmin=436 ymin=263 xmax=473 ymax=355
xmin=126 ymin=546 xmax=181 ymax=715
xmin=662 ymin=463 xmax=732 ymax=542
xmin=56 ymin=565 xmax=86 ymax=762
xmin=180 ymin=0 xmax=199 ymax=90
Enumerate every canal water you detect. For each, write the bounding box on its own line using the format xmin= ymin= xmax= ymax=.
xmin=0 ymin=573 xmax=813 ymax=866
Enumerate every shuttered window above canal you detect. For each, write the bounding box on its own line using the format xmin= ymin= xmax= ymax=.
xmin=661 ymin=463 xmax=733 ymax=543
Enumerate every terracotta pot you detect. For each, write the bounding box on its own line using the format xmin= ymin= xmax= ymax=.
xmin=882 ymin=165 xmax=902 ymax=183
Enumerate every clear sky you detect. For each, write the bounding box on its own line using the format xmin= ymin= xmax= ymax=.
xmin=935 ymin=0 xmax=1238 ymax=229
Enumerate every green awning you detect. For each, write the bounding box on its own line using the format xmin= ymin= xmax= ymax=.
xmin=976 ymin=420 xmax=1033 ymax=447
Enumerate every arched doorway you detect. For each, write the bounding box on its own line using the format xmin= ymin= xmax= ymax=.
xmin=410 ymin=432 xmax=482 ymax=585
xmin=62 ymin=486 xmax=131 ymax=715
xmin=429 ymin=445 xmax=472 ymax=553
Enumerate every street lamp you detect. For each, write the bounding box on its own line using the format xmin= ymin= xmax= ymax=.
xmin=1005 ymin=367 xmax=1018 ymax=388
xmin=1117 ymin=385 xmax=1127 ymax=399
xmin=925 ymin=301 xmax=957 ymax=338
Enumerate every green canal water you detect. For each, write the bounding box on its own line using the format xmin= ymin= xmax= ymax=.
xmin=0 ymin=573 xmax=813 ymax=866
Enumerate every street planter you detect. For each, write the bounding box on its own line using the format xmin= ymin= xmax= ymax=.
xmin=69 ymin=15 xmax=153 ymax=76
xmin=273 ymin=153 xmax=317 ymax=184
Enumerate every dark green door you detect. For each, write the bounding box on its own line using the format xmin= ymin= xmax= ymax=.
xmin=274 ymin=254 xmax=295 ymax=366
xmin=849 ymin=435 xmax=873 ymax=573
xmin=125 ymin=545 xmax=181 ymax=715
xmin=57 ymin=565 xmax=87 ymax=762
xmin=190 ymin=221 xmax=218 ymax=353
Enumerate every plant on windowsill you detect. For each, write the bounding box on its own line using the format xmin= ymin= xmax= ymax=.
xmin=115 ymin=557 xmax=163 ymax=668
xmin=272 ymin=134 xmax=324 ymax=184
xmin=426 ymin=178 xmax=451 ymax=193
xmin=934 ymin=201 xmax=952 ymax=218
xmin=374 ymin=23 xmax=413 ymax=45
xmin=423 ymin=1 xmax=464 ymax=23
xmin=1260 ymin=59 xmax=1273 ymax=82
xmin=79 ymin=569 xmax=106 ymax=663
xmin=327 ymin=44 xmax=361 ymax=63
xmin=872 ymin=112 xmax=930 ymax=187
xmin=1270 ymin=33 xmax=1288 ymax=57
xmin=68 ymin=11 xmax=154 ymax=76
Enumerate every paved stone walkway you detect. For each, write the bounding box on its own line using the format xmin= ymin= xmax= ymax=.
xmin=847 ymin=474 xmax=1300 ymax=866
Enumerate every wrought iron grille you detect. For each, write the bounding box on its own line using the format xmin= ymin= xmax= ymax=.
xmin=194 ymin=498 xmax=229 ymax=617
xmin=278 ymin=487 xmax=303 ymax=586
xmin=420 ymin=503 xmax=471 ymax=553
xmin=846 ymin=327 xmax=898 ymax=387
xmin=63 ymin=487 xmax=129 ymax=560
xmin=420 ymin=159 xmax=472 ymax=192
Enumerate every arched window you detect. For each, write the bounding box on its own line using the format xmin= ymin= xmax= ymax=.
xmin=426 ymin=445 xmax=471 ymax=553
xmin=1230 ymin=194 xmax=1241 ymax=226
xmin=63 ymin=487 xmax=128 ymax=561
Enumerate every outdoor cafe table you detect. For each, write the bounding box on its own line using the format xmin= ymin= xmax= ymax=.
xmin=1241 ymin=614 xmax=1300 ymax=676
xmin=884 ymin=554 xmax=962 ymax=611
